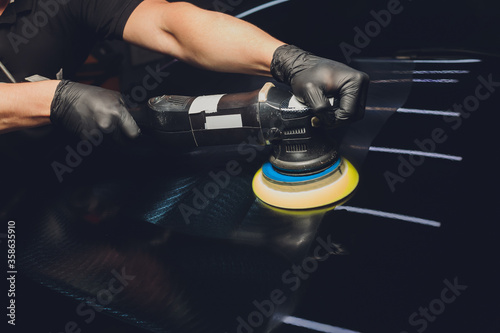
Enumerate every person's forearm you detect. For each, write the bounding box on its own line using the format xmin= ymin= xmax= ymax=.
xmin=0 ymin=80 xmax=59 ymax=133
xmin=124 ymin=1 xmax=285 ymax=76
xmin=159 ymin=3 xmax=285 ymax=75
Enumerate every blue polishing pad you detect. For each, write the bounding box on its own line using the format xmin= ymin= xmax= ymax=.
xmin=261 ymin=159 xmax=342 ymax=183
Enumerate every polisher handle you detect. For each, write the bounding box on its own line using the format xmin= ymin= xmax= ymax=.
xmin=130 ymin=88 xmax=267 ymax=149
xmin=129 ymin=82 xmax=338 ymax=170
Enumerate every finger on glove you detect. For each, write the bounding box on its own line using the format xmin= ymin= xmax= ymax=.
xmin=118 ymin=105 xmax=141 ymax=139
xmin=336 ymin=71 xmax=369 ymax=123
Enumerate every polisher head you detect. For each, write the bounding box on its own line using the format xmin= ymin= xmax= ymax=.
xmin=252 ymin=157 xmax=359 ymax=210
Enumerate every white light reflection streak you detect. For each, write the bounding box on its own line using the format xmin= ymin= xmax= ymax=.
xmin=412 ymin=79 xmax=459 ymax=83
xmin=369 ymin=147 xmax=463 ymax=161
xmin=236 ymin=0 xmax=290 ymax=18
xmin=396 ymin=108 xmax=460 ymax=117
xmin=283 ymin=316 xmax=362 ymax=333
xmin=371 ymin=79 xmax=459 ymax=84
xmin=365 ymin=107 xmax=460 ymax=117
xmin=335 ymin=206 xmax=442 ymax=227
xmin=355 ymin=59 xmax=481 ymax=64
xmin=412 ymin=59 xmax=481 ymax=63
xmin=391 ymin=70 xmax=470 ymax=75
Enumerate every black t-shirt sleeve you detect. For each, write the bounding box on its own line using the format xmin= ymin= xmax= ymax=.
xmin=67 ymin=0 xmax=144 ymax=40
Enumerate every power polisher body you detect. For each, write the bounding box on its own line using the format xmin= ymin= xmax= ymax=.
xmin=134 ymin=83 xmax=359 ymax=210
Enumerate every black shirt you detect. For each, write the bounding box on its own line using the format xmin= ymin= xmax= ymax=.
xmin=0 ymin=0 xmax=143 ymax=82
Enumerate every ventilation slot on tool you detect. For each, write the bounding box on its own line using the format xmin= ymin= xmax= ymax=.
xmin=284 ymin=128 xmax=306 ymax=135
xmin=286 ymin=144 xmax=307 ymax=152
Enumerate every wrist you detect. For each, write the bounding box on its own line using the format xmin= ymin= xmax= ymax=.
xmin=0 ymin=80 xmax=61 ymax=133
xmin=270 ymin=44 xmax=314 ymax=84
xmin=49 ymin=80 xmax=72 ymax=124
xmin=40 ymin=80 xmax=62 ymax=117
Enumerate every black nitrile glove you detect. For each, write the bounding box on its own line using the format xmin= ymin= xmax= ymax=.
xmin=271 ymin=44 xmax=369 ymax=127
xmin=50 ymin=80 xmax=141 ymax=140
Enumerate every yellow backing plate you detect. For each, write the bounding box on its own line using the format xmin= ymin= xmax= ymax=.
xmin=252 ymin=158 xmax=359 ymax=210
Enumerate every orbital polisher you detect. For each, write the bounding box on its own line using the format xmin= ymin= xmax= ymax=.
xmin=134 ymin=82 xmax=359 ymax=210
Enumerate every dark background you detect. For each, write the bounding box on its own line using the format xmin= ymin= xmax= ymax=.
xmin=2 ymin=1 xmax=500 ymax=333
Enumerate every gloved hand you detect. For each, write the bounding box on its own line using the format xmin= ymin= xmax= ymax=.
xmin=50 ymin=80 xmax=141 ymax=140
xmin=271 ymin=44 xmax=369 ymax=127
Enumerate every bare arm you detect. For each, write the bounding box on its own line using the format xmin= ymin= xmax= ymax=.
xmin=0 ymin=80 xmax=60 ymax=134
xmin=123 ymin=0 xmax=285 ymax=76
xmin=1 ymin=1 xmax=282 ymax=134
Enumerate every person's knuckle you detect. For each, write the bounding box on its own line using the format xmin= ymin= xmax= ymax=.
xmin=304 ymin=81 xmax=317 ymax=91
xmin=107 ymin=108 xmax=122 ymax=119
xmin=348 ymin=70 xmax=361 ymax=81
xmin=354 ymin=70 xmax=370 ymax=84
xmin=98 ymin=120 xmax=113 ymax=131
